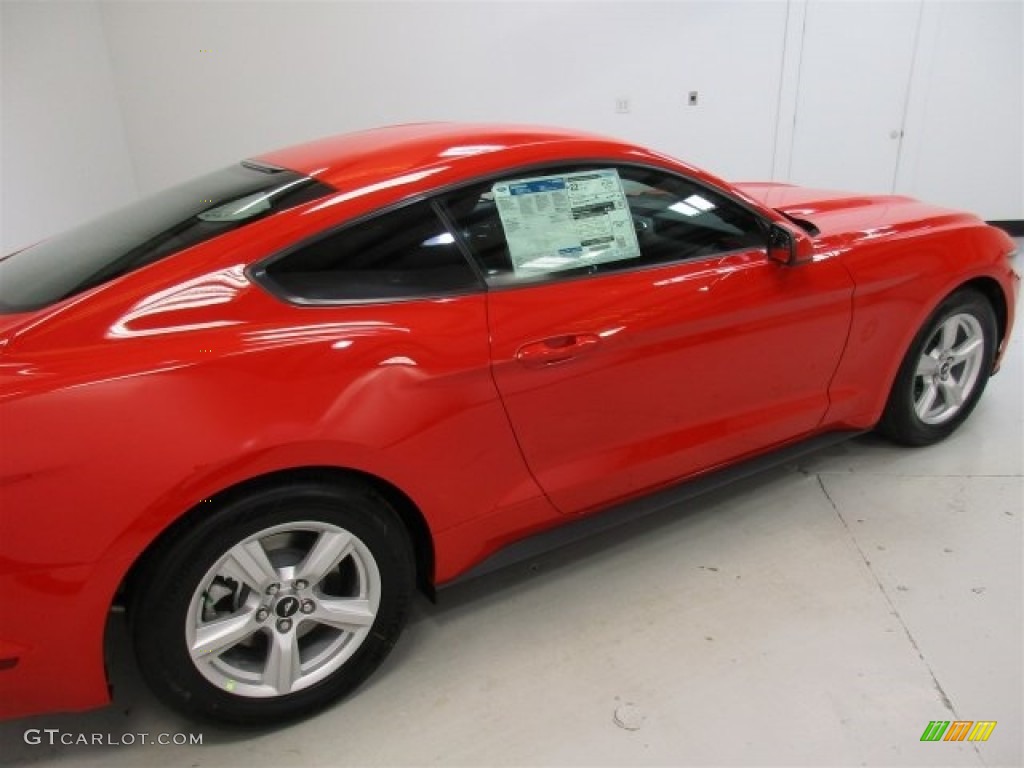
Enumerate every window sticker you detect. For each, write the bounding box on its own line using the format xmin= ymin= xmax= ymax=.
xmin=492 ymin=169 xmax=641 ymax=276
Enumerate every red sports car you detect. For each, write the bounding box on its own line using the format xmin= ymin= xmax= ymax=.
xmin=0 ymin=124 xmax=1018 ymax=725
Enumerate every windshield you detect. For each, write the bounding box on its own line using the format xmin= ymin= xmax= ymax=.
xmin=0 ymin=163 xmax=333 ymax=313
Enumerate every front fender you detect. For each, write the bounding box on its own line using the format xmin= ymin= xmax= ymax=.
xmin=823 ymin=224 xmax=1017 ymax=428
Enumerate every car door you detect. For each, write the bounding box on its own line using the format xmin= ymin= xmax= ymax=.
xmin=440 ymin=164 xmax=854 ymax=515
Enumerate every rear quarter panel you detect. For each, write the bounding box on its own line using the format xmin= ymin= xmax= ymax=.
xmin=0 ymin=289 xmax=542 ymax=571
xmin=0 ymin=279 xmax=542 ymax=717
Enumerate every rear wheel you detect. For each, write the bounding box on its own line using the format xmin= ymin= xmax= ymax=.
xmin=878 ymin=289 xmax=997 ymax=446
xmin=131 ymin=480 xmax=415 ymax=725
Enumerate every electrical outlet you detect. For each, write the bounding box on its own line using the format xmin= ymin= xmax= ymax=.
xmin=688 ymin=91 xmax=699 ymax=106
xmin=615 ymin=97 xmax=631 ymax=114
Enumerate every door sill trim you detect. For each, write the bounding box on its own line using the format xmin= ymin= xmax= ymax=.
xmin=442 ymin=430 xmax=863 ymax=588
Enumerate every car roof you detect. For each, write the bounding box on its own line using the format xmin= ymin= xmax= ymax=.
xmin=253 ymin=122 xmax=637 ymax=191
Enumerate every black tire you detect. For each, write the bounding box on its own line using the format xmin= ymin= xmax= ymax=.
xmin=131 ymin=479 xmax=415 ymax=725
xmin=878 ymin=289 xmax=997 ymax=446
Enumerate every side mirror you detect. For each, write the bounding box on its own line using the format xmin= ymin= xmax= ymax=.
xmin=767 ymin=223 xmax=814 ymax=265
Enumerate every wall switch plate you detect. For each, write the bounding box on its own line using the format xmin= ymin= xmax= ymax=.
xmin=688 ymin=91 xmax=699 ymax=106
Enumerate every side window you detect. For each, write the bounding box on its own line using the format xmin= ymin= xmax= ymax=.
xmin=441 ymin=166 xmax=767 ymax=287
xmin=621 ymin=168 xmax=767 ymax=262
xmin=260 ymin=200 xmax=482 ymax=302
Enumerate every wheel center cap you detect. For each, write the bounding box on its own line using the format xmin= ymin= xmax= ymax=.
xmin=939 ymin=359 xmax=953 ymax=380
xmin=275 ymin=595 xmax=300 ymax=619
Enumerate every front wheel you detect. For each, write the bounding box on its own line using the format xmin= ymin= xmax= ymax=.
xmin=131 ymin=480 xmax=415 ymax=725
xmin=878 ymin=289 xmax=997 ymax=446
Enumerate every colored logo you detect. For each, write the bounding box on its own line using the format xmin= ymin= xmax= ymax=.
xmin=921 ymin=721 xmax=996 ymax=742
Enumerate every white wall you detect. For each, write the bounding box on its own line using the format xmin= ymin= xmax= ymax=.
xmin=896 ymin=0 xmax=1023 ymax=220
xmin=782 ymin=1 xmax=923 ymax=194
xmin=1 ymin=0 xmax=1020 ymax=254
xmin=776 ymin=0 xmax=1022 ymax=220
xmin=0 ymin=0 xmax=137 ymax=252
xmin=97 ymin=1 xmax=787 ymax=194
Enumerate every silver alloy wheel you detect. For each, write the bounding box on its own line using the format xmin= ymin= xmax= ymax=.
xmin=185 ymin=521 xmax=381 ymax=698
xmin=912 ymin=312 xmax=986 ymax=425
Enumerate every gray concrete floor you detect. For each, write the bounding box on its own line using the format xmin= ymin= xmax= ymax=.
xmin=3 ymin=252 xmax=1022 ymax=767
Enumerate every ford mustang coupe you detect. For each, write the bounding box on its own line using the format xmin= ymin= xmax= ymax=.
xmin=0 ymin=124 xmax=1018 ymax=725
